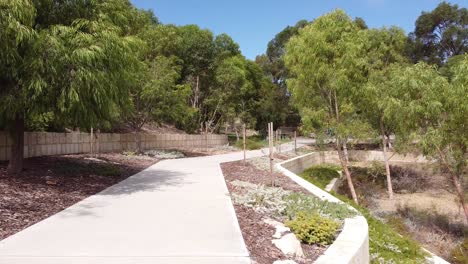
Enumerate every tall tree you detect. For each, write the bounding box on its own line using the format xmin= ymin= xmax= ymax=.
xmin=254 ymin=20 xmax=308 ymax=131
xmin=359 ymin=26 xmax=408 ymax=199
xmin=178 ymin=25 xmax=215 ymax=111
xmin=0 ymin=0 xmax=142 ymax=173
xmin=387 ymin=61 xmax=467 ymax=222
xmin=407 ymin=2 xmax=467 ymax=65
xmin=285 ymin=10 xmax=371 ymax=204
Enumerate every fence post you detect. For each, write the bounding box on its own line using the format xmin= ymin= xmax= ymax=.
xmin=278 ymin=129 xmax=282 ymax=153
xmin=96 ymin=129 xmax=100 ymax=157
xmin=90 ymin=127 xmax=93 ymax=157
xmin=243 ymin=123 xmax=246 ymax=164
xmin=269 ymin=122 xmax=274 ymax=186
xmin=294 ymin=130 xmax=297 ymax=153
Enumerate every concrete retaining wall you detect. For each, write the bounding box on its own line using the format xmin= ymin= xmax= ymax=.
xmin=276 ymin=153 xmax=370 ymax=264
xmin=281 ymin=150 xmax=431 ymax=175
xmin=0 ymin=131 xmax=228 ymax=161
xmin=277 ymin=150 xmax=444 ymax=264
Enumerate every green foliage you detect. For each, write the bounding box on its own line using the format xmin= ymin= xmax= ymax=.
xmin=283 ymin=192 xmax=356 ymax=221
xmin=396 ymin=204 xmax=468 ymax=239
xmin=232 ymin=135 xmax=266 ymax=150
xmin=407 ymin=2 xmax=467 ymax=65
xmin=234 ymin=138 xmax=265 ymax=150
xmin=231 ymin=182 xmax=292 ymax=216
xmin=298 ymin=170 xmax=427 ymax=262
xmin=254 ymin=20 xmax=307 ymax=131
xmin=301 ymin=165 xmax=341 ymax=189
xmin=56 ymin=160 xmax=121 ymax=177
xmin=330 ymin=191 xmax=428 ymax=263
xmin=451 ymin=238 xmax=468 ymax=264
xmin=231 ymin=180 xmax=356 ymax=221
xmin=284 ymin=9 xmax=372 ymax=143
xmin=286 ymin=212 xmax=340 ymax=245
xmin=0 ymin=0 xmax=143 ymax=130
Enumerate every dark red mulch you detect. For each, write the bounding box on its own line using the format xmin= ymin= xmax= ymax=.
xmin=221 ymin=160 xmax=327 ymax=263
xmin=222 ymin=160 xmax=308 ymax=194
xmin=0 ymin=153 xmax=158 ymax=240
xmin=234 ymin=205 xmax=285 ymax=264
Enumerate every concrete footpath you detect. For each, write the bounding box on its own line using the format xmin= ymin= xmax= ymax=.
xmin=0 ymin=139 xmax=311 ymax=264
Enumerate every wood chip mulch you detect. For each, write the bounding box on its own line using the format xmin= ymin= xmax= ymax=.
xmin=0 ymin=153 xmax=158 ymax=240
xmin=221 ymin=160 xmax=327 ymax=264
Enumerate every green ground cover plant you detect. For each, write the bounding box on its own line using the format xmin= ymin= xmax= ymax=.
xmin=231 ymin=135 xmax=291 ymax=150
xmin=300 ymin=164 xmax=341 ymax=189
xmin=330 ymin=191 xmax=428 ymax=264
xmin=230 ymin=180 xmax=356 ymax=246
xmin=298 ymin=167 xmax=428 ymax=263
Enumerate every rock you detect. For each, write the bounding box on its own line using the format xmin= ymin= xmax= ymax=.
xmin=272 ymin=233 xmax=304 ymax=258
xmin=273 ymin=260 xmax=298 ymax=264
xmin=263 ymin=218 xmax=291 ymax=239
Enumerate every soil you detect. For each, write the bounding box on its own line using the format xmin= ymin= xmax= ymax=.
xmin=221 ymin=159 xmax=327 ymax=264
xmin=338 ymin=161 xmax=467 ymax=260
xmin=0 ymin=153 xmax=158 ymax=240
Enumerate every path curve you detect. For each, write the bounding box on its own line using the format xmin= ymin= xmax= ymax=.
xmin=0 ymin=139 xmax=312 ymax=264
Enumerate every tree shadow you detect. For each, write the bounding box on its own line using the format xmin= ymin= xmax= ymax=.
xmin=58 ymin=167 xmax=192 ymax=218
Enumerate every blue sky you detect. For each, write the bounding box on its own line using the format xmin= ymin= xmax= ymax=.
xmin=130 ymin=0 xmax=467 ymax=59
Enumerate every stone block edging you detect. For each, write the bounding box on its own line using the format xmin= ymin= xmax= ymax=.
xmin=276 ymin=153 xmax=370 ymax=264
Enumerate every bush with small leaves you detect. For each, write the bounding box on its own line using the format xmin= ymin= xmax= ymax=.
xmin=451 ymin=238 xmax=468 ymax=264
xmin=283 ymin=192 xmax=356 ymax=221
xmin=286 ymin=212 xmax=340 ymax=245
xmin=231 ymin=184 xmax=291 ymax=215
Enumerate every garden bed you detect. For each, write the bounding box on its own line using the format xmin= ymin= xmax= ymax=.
xmin=0 ymin=152 xmax=159 ymax=240
xmin=300 ymin=159 xmax=466 ymax=263
xmin=221 ymin=150 xmax=357 ymax=264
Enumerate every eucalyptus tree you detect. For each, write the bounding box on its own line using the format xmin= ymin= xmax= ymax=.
xmin=177 ymin=25 xmax=216 ymax=111
xmin=393 ymin=59 xmax=468 ymax=221
xmin=407 ymin=2 xmax=467 ymax=65
xmin=0 ymin=0 xmax=143 ymax=173
xmin=385 ymin=60 xmax=467 ymax=221
xmin=359 ymin=27 xmax=408 ymax=199
xmin=205 ymin=56 xmax=262 ymax=135
xmin=285 ymin=10 xmax=372 ymax=204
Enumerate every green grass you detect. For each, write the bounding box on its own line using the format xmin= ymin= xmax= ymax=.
xmin=230 ymin=134 xmax=290 ymax=150
xmin=56 ymin=160 xmax=121 ymax=177
xmin=298 ymin=166 xmax=428 ymax=263
xmin=300 ymin=164 xmax=341 ymax=189
xmin=329 ymin=191 xmax=428 ymax=264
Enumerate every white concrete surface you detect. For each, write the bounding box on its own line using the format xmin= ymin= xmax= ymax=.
xmin=0 ymin=139 xmax=312 ymax=264
xmin=276 ymin=155 xmax=370 ymax=264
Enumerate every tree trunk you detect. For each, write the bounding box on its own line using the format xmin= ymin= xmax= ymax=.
xmin=7 ymin=115 xmax=25 ymax=175
xmin=381 ymin=123 xmax=394 ymax=199
xmin=453 ymin=174 xmax=468 ymax=223
xmin=235 ymin=129 xmax=239 ymax=141
xmin=336 ymin=140 xmax=359 ymax=204
xmin=342 ymin=141 xmax=349 ymax=164
xmin=192 ymin=75 xmax=200 ymax=108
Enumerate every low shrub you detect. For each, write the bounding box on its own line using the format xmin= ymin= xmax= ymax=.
xmin=286 ymin=212 xmax=340 ymax=245
xmin=451 ymin=238 xmax=468 ymax=264
xmin=283 ymin=192 xmax=356 ymax=221
xmin=384 ymin=215 xmax=411 ymax=237
xmin=56 ymin=160 xmax=121 ymax=177
xmin=328 ymin=191 xmax=428 ymax=264
xmin=231 ymin=183 xmax=291 ymax=215
xmin=396 ymin=204 xmax=467 ymax=238
xmin=231 ymin=181 xmax=356 ymax=221
xmin=234 ymin=137 xmax=266 ymax=150
xmin=97 ymin=164 xmax=121 ymax=177
xmin=301 ymin=164 xmax=341 ymax=189
xmin=389 ymin=165 xmax=429 ymax=193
